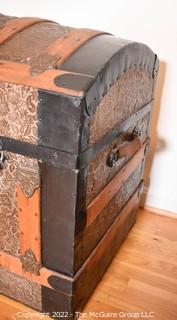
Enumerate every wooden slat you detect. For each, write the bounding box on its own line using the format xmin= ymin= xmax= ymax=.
xmin=46 ymin=28 xmax=109 ymax=67
xmin=17 ymin=186 xmax=41 ymax=263
xmin=0 ymin=17 xmax=48 ymax=45
xmin=0 ymin=60 xmax=84 ymax=96
xmin=0 ymin=251 xmax=72 ymax=291
xmin=86 ymin=139 xmax=148 ymax=227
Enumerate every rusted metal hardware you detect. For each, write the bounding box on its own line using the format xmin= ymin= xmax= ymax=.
xmin=107 ymin=131 xmax=142 ymax=168
xmin=0 ymin=143 xmax=8 ymax=169
xmin=20 ymin=249 xmax=41 ymax=276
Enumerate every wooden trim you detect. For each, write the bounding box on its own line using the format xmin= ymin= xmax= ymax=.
xmin=142 ymin=204 xmax=177 ymax=219
xmin=46 ymin=29 xmax=109 ymax=67
xmin=86 ymin=139 xmax=148 ymax=227
xmin=17 ymin=186 xmax=41 ymax=263
xmin=0 ymin=17 xmax=48 ymax=45
xmin=0 ymin=251 xmax=72 ymax=292
xmin=0 ymin=60 xmax=84 ymax=96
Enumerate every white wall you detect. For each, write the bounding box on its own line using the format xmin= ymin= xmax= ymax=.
xmin=1 ymin=0 xmax=177 ymax=213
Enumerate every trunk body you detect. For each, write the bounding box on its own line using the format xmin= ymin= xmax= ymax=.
xmin=0 ymin=14 xmax=159 ymax=317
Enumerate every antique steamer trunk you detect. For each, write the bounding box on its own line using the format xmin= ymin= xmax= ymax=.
xmin=0 ymin=14 xmax=159 ymax=317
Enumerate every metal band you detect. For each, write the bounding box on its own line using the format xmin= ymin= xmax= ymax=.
xmin=0 ymin=137 xmax=77 ymax=170
xmin=45 ymin=28 xmax=109 ymax=68
xmin=0 ymin=17 xmax=49 ymax=45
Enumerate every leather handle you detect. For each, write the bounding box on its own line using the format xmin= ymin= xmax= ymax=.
xmin=107 ymin=130 xmax=142 ymax=168
xmin=118 ymin=136 xmax=142 ymax=158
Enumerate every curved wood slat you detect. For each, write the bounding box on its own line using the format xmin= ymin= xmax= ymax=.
xmin=0 ymin=17 xmax=49 ymax=45
xmin=46 ymin=28 xmax=109 ymax=67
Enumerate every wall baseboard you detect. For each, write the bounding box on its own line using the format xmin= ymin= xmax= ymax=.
xmin=140 ymin=204 xmax=177 ymax=219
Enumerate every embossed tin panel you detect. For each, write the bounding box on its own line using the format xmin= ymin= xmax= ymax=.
xmin=89 ymin=69 xmax=152 ymax=145
xmin=0 ymin=267 xmax=42 ymax=311
xmin=0 ymin=82 xmax=38 ymax=144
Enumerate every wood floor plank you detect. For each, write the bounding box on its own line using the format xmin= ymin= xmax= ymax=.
xmin=108 ymin=260 xmax=177 ymax=295
xmin=1 ymin=208 xmax=177 ymax=320
xmin=0 ymin=294 xmax=51 ymax=320
xmin=116 ymin=249 xmax=177 ymax=279
xmin=135 ymin=208 xmax=177 ymax=240
xmin=120 ymin=230 xmax=177 ymax=263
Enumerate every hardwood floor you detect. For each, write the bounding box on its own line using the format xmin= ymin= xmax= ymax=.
xmin=1 ymin=208 xmax=177 ymax=320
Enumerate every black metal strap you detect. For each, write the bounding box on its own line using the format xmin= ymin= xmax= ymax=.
xmin=0 ymin=137 xmax=77 ymax=170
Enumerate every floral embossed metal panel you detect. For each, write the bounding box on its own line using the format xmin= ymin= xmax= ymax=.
xmin=0 ymin=83 xmax=38 ymax=143
xmin=0 ymin=13 xmax=159 ymax=317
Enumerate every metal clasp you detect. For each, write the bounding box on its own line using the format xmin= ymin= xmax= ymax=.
xmin=106 ymin=148 xmax=119 ymax=168
xmin=0 ymin=144 xmax=6 ymax=169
